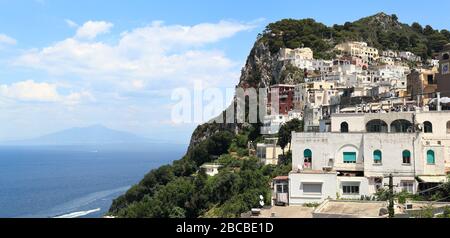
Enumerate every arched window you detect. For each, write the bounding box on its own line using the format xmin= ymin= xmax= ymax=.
xmin=373 ymin=150 xmax=382 ymax=164
xmin=304 ymin=149 xmax=312 ymax=169
xmin=340 ymin=122 xmax=349 ymax=133
xmin=366 ymin=120 xmax=388 ymax=133
xmin=423 ymin=121 xmax=433 ymax=133
xmin=427 ymin=150 xmax=435 ymax=164
xmin=391 ymin=120 xmax=413 ymax=133
xmin=444 ymin=53 xmax=450 ymax=60
xmin=402 ymin=150 xmax=411 ymax=164
xmin=447 ymin=121 xmax=450 ymax=134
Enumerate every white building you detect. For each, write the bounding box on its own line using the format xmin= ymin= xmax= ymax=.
xmin=382 ymin=50 xmax=398 ymax=58
xmin=379 ymin=56 xmax=396 ymax=66
xmin=399 ymin=51 xmax=422 ymax=62
xmin=279 ymin=48 xmax=314 ymax=61
xmin=260 ymin=115 xmax=288 ymax=135
xmin=288 ymin=110 xmax=450 ymax=205
xmin=260 ymin=111 xmax=302 ymax=135
xmin=279 ymin=48 xmax=315 ymax=70
xmin=312 ymin=59 xmax=333 ymax=72
xmin=201 ymin=163 xmax=223 ymax=176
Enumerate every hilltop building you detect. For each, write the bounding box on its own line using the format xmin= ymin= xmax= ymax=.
xmin=335 ymin=41 xmax=379 ymax=63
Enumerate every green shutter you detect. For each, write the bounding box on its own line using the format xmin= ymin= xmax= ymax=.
xmin=304 ymin=149 xmax=312 ymax=158
xmin=374 ymin=150 xmax=382 ymax=162
xmin=343 ymin=152 xmax=356 ymax=163
xmin=403 ymin=150 xmax=411 ymax=158
xmin=427 ymin=150 xmax=435 ymax=164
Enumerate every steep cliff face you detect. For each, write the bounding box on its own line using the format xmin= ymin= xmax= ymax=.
xmin=188 ymin=39 xmax=302 ymax=150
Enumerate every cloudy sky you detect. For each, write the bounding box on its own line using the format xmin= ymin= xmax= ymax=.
xmin=1 ymin=0 xmax=449 ymax=143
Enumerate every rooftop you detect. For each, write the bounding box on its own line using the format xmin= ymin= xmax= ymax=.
xmin=314 ymin=200 xmax=388 ymax=218
xmin=273 ymin=176 xmax=289 ymax=181
xmin=256 ymin=206 xmax=314 ymax=218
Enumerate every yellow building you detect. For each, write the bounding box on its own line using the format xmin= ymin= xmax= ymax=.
xmin=335 ymin=41 xmax=379 ymax=63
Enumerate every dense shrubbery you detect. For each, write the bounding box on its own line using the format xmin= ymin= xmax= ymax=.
xmin=108 ymin=124 xmax=284 ymax=218
xmin=261 ymin=13 xmax=450 ymax=60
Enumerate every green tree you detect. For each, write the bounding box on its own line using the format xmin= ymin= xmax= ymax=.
xmin=411 ymin=22 xmax=423 ymax=33
xmin=278 ymin=118 xmax=304 ymax=153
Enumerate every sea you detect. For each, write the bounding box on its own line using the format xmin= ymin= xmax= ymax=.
xmin=0 ymin=143 xmax=187 ymax=218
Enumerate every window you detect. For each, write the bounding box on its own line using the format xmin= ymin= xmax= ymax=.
xmin=373 ymin=150 xmax=382 ymax=164
xmin=424 ymin=121 xmax=433 ymax=133
xmin=401 ymin=181 xmax=414 ymax=193
xmin=277 ymin=185 xmax=283 ymax=193
xmin=427 ymin=75 xmax=434 ymax=85
xmin=443 ymin=53 xmax=449 ymax=60
xmin=304 ymin=149 xmax=312 ymax=169
xmin=403 ymin=150 xmax=411 ymax=164
xmin=277 ymin=184 xmax=288 ymax=193
xmin=447 ymin=121 xmax=450 ymax=134
xmin=391 ymin=120 xmax=413 ymax=133
xmin=443 ymin=63 xmax=450 ymax=75
xmin=302 ymin=183 xmax=322 ymax=194
xmin=343 ymin=185 xmax=360 ymax=195
xmin=427 ymin=150 xmax=435 ymax=164
xmin=366 ymin=120 xmax=388 ymax=133
xmin=343 ymin=152 xmax=357 ymax=164
xmin=340 ymin=122 xmax=349 ymax=133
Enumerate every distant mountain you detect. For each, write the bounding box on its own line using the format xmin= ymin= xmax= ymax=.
xmin=2 ymin=125 xmax=157 ymax=145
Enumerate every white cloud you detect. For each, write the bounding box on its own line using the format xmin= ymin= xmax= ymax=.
xmin=0 ymin=80 xmax=92 ymax=104
xmin=0 ymin=34 xmax=17 ymax=45
xmin=65 ymin=19 xmax=79 ymax=28
xmin=14 ymin=20 xmax=255 ymax=90
xmin=75 ymin=21 xmax=114 ymax=40
xmin=4 ymin=20 xmax=257 ymax=140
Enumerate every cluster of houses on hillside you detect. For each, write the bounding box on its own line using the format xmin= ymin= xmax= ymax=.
xmin=255 ymin=42 xmax=450 ymax=206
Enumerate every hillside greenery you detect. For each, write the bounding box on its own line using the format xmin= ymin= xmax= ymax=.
xmin=260 ymin=13 xmax=450 ymax=60
xmin=108 ymin=123 xmax=295 ymax=218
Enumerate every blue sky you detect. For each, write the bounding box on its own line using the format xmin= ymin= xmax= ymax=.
xmin=0 ymin=0 xmax=449 ymax=143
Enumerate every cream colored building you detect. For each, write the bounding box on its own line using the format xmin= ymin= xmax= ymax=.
xmin=335 ymin=41 xmax=379 ymax=63
xmin=294 ymin=81 xmax=339 ymax=110
xmin=256 ymin=138 xmax=286 ymax=165
xmin=279 ymin=47 xmax=314 ymax=61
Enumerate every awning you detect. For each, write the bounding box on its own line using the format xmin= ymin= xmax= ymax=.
xmin=340 ymin=107 xmax=356 ymax=112
xmin=273 ymin=176 xmax=289 ymax=181
xmin=429 ymin=97 xmax=450 ymax=104
xmin=417 ymin=176 xmax=448 ymax=183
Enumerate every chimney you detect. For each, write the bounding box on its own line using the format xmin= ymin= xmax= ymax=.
xmin=437 ymin=92 xmax=442 ymax=112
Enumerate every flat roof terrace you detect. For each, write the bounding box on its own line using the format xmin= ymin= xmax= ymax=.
xmin=313 ymin=200 xmax=388 ymax=218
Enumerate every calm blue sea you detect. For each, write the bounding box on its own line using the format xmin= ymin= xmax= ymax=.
xmin=0 ymin=143 xmax=186 ymax=218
